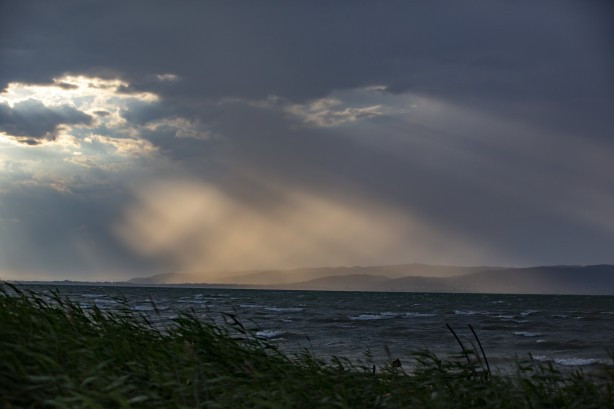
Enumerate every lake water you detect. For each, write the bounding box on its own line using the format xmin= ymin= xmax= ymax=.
xmin=18 ymin=284 xmax=614 ymax=371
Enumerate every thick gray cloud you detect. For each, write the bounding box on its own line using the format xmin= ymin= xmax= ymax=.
xmin=1 ymin=1 xmax=611 ymax=101
xmin=0 ymin=99 xmax=91 ymax=144
xmin=0 ymin=0 xmax=612 ymax=279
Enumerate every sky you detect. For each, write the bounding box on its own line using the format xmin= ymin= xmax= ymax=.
xmin=0 ymin=1 xmax=612 ymax=281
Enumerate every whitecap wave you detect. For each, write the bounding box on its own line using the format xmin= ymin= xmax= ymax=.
xmin=554 ymin=358 xmax=599 ymax=366
xmin=492 ymin=314 xmax=514 ymax=319
xmin=256 ymin=330 xmax=285 ymax=339
xmin=535 ymin=355 xmax=605 ymax=366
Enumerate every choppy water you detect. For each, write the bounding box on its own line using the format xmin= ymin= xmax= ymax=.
xmin=18 ymin=285 xmax=614 ymax=371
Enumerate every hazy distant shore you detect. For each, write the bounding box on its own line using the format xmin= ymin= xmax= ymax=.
xmin=13 ymin=263 xmax=614 ymax=295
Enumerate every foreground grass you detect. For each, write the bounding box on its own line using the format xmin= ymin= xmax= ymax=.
xmin=1 ymin=285 xmax=613 ymax=408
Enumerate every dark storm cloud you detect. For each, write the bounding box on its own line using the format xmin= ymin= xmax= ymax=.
xmin=3 ymin=0 xmax=607 ymax=153
xmin=1 ymin=0 xmax=611 ymax=102
xmin=0 ymin=0 xmax=613 ymax=278
xmin=1 ymin=0 xmax=611 ymax=146
xmin=0 ymin=99 xmax=92 ymax=144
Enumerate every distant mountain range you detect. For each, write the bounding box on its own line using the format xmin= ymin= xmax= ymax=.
xmin=127 ymin=264 xmax=614 ymax=295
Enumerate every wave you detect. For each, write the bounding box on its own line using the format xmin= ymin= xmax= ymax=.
xmin=532 ymin=355 xmax=549 ymax=362
xmin=93 ymin=298 xmax=117 ymax=304
xmin=501 ymin=319 xmax=530 ymax=324
xmin=349 ymin=313 xmax=396 ymax=321
xmin=554 ymin=358 xmax=600 ymax=366
xmin=404 ymin=312 xmax=437 ymax=318
xmin=453 ymin=310 xmax=485 ymax=315
xmin=530 ymin=339 xmax=587 ymax=350
xmin=519 ymin=309 xmax=539 ymax=317
xmin=491 ymin=314 xmax=514 ymax=319
xmin=495 ymin=316 xmax=531 ymax=324
xmin=264 ymin=307 xmax=305 ymax=312
xmin=238 ymin=304 xmax=304 ymax=312
xmin=513 ymin=331 xmax=542 ymax=337
xmin=350 ymin=311 xmax=437 ymax=320
xmin=132 ymin=305 xmax=155 ymax=311
xmin=534 ymin=355 xmax=602 ymax=366
xmin=256 ymin=330 xmax=286 ymax=339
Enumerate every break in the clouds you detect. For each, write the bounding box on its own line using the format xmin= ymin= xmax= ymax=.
xmin=0 ymin=0 xmax=612 ymax=280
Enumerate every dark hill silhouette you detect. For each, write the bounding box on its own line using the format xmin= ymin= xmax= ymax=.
xmin=128 ymin=263 xmax=495 ymax=285
xmin=128 ymin=264 xmax=614 ymax=295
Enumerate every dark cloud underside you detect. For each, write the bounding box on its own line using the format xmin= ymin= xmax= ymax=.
xmin=0 ymin=99 xmax=91 ymax=144
xmin=0 ymin=0 xmax=612 ymax=279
